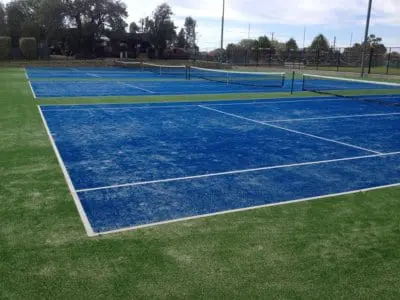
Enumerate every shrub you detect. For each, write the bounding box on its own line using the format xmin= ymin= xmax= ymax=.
xmin=0 ymin=36 xmax=11 ymax=60
xmin=19 ymin=37 xmax=37 ymax=59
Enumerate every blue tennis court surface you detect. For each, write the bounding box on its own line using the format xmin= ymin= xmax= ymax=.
xmin=39 ymin=96 xmax=400 ymax=235
xmin=27 ymin=66 xmax=400 ymax=98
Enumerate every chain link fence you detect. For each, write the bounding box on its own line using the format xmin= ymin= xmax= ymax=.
xmin=195 ymin=47 xmax=400 ymax=76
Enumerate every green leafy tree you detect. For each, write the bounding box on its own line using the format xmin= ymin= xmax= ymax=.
xmin=239 ymin=39 xmax=257 ymax=49
xmin=37 ymin=0 xmax=65 ymax=43
xmin=0 ymin=3 xmax=6 ymax=35
xmin=184 ymin=16 xmax=196 ymax=49
xmin=285 ymin=38 xmax=298 ymax=51
xmin=65 ymin=0 xmax=128 ymax=54
xmin=310 ymin=34 xmax=329 ymax=50
xmin=367 ymin=34 xmax=386 ymax=54
xmin=176 ymin=28 xmax=186 ymax=48
xmin=149 ymin=3 xmax=176 ymax=50
xmin=0 ymin=36 xmax=11 ymax=59
xmin=129 ymin=22 xmax=139 ymax=33
xmin=6 ymin=1 xmax=27 ymax=38
xmin=258 ymin=36 xmax=271 ymax=48
xmin=19 ymin=37 xmax=37 ymax=59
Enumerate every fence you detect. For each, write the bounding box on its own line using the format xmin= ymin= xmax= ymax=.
xmin=195 ymin=47 xmax=400 ymax=76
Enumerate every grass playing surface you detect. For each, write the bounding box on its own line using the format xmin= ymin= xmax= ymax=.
xmin=1 ymin=67 xmax=400 ymax=299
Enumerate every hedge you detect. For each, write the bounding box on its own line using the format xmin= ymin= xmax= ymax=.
xmin=19 ymin=37 xmax=37 ymax=59
xmin=0 ymin=36 xmax=11 ymax=60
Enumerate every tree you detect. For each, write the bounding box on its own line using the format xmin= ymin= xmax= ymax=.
xmin=147 ymin=3 xmax=176 ymax=53
xmin=65 ymin=0 xmax=128 ymax=55
xmin=37 ymin=0 xmax=65 ymax=42
xmin=184 ymin=16 xmax=196 ymax=49
xmin=285 ymin=38 xmax=298 ymax=51
xmin=310 ymin=34 xmax=329 ymax=50
xmin=6 ymin=1 xmax=28 ymax=39
xmin=129 ymin=22 xmax=139 ymax=33
xmin=239 ymin=39 xmax=257 ymax=49
xmin=367 ymin=34 xmax=386 ymax=54
xmin=0 ymin=3 xmax=6 ymax=35
xmin=176 ymin=28 xmax=186 ymax=48
xmin=258 ymin=36 xmax=271 ymax=48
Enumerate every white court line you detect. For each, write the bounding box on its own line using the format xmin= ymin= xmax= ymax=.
xmin=87 ymin=73 xmax=100 ymax=78
xmin=199 ymin=105 xmax=382 ymax=155
xmin=263 ymin=112 xmax=400 ymax=123
xmin=28 ymin=81 xmax=37 ymax=99
xmin=76 ymin=151 xmax=400 ymax=193
xmin=117 ymin=81 xmax=155 ymax=94
xmin=39 ymin=97 xmax=344 ymax=112
xmin=37 ymin=106 xmax=95 ymax=236
xmin=95 ymin=182 xmax=400 ymax=236
xmin=24 ymin=68 xmax=29 ymax=79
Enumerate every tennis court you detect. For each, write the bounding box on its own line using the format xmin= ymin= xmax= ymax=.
xmin=39 ymin=94 xmax=400 ymax=236
xmin=28 ymin=65 xmax=400 ymax=98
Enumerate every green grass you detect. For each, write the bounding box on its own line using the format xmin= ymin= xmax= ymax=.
xmin=1 ymin=67 xmax=400 ymax=299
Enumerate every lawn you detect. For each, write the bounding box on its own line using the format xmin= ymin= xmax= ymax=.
xmin=1 ymin=67 xmax=400 ymax=299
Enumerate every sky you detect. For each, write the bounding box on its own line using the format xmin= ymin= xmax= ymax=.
xmin=125 ymin=0 xmax=400 ymax=51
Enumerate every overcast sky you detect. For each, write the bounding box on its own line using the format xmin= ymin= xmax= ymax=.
xmin=126 ymin=0 xmax=400 ymax=50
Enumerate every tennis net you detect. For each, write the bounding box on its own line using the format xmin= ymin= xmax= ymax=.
xmin=302 ymin=74 xmax=400 ymax=106
xmin=114 ymin=60 xmax=142 ymax=70
xmin=189 ymin=67 xmax=286 ymax=88
xmin=142 ymin=63 xmax=188 ymax=78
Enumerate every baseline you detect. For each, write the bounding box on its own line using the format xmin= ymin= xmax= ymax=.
xmin=96 ymin=182 xmax=400 ymax=236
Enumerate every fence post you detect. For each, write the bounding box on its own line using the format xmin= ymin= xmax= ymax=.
xmin=256 ymin=48 xmax=259 ymax=66
xmin=290 ymin=71 xmax=295 ymax=95
xmin=386 ymin=47 xmax=391 ymax=75
xmin=268 ymin=48 xmax=272 ymax=67
xmin=368 ymin=47 xmax=373 ymax=74
xmin=316 ymin=49 xmax=320 ymax=70
xmin=336 ymin=51 xmax=340 ymax=72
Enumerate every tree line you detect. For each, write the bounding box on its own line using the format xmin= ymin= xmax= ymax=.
xmin=0 ymin=1 xmax=197 ymax=59
xmin=218 ymin=33 xmax=397 ymax=66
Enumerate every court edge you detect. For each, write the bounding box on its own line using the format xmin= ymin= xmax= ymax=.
xmin=37 ymin=106 xmax=95 ymax=236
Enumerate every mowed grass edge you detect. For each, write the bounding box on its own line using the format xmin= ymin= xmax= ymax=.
xmin=1 ymin=67 xmax=400 ymax=299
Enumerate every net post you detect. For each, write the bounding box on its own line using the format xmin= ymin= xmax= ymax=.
xmin=290 ymin=71 xmax=295 ymax=94
xmin=301 ymin=74 xmax=306 ymax=91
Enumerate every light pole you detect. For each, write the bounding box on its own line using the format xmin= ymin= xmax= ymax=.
xmin=360 ymin=0 xmax=373 ymax=77
xmin=220 ymin=0 xmax=225 ymax=50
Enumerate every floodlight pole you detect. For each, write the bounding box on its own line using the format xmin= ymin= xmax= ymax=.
xmin=220 ymin=0 xmax=225 ymax=50
xmin=360 ymin=0 xmax=373 ymax=77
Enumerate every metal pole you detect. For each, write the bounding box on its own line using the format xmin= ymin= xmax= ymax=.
xmin=302 ymin=27 xmax=306 ymax=49
xmin=349 ymin=32 xmax=353 ymax=48
xmin=360 ymin=0 xmax=373 ymax=77
xmin=220 ymin=0 xmax=225 ymax=50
